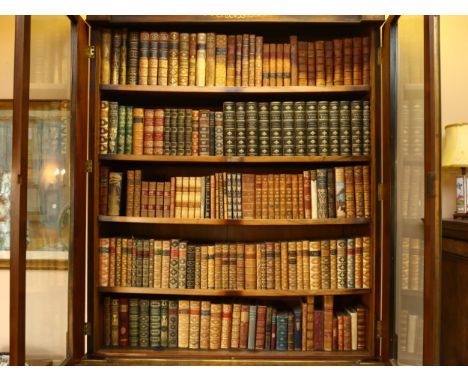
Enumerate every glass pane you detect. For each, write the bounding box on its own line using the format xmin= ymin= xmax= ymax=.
xmin=394 ymin=15 xmax=425 ymax=365
xmin=26 ymin=16 xmax=71 ymax=365
xmin=0 ymin=15 xmax=15 ymax=362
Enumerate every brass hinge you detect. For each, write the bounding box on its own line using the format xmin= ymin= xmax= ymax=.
xmin=83 ymin=322 xmax=91 ymax=336
xmin=377 ymin=183 xmax=384 ymax=201
xmin=376 ymin=320 xmax=383 ymax=338
xmin=86 ymin=45 xmax=95 ymax=59
xmin=85 ymin=159 xmax=93 ymax=173
xmin=377 ymin=46 xmax=382 ymax=65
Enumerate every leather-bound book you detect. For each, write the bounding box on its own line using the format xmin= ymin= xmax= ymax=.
xmin=221 ymin=243 xmax=230 ymax=289
xmin=226 ymin=35 xmax=236 ymax=86
xmin=271 ymin=308 xmax=277 ymax=350
xmin=313 ymin=309 xmax=324 ymax=351
xmin=344 ymin=166 xmax=355 ymax=218
xmin=354 ymin=165 xmax=364 ymax=218
xmin=226 ymin=174 xmax=233 ymax=219
xmin=214 ymin=243 xmax=223 ymax=289
xmin=107 ymin=171 xmax=123 ymax=216
xmin=119 ymin=28 xmax=128 ymax=84
xmin=356 ymin=305 xmax=367 ymax=350
xmin=256 ymin=243 xmax=266 ymax=290
xmin=176 ymin=300 xmax=189 ymax=348
xmin=253 ymin=175 xmax=261 ymax=219
xmin=302 ymin=240 xmax=310 ymax=290
xmin=207 ymin=245 xmax=215 ymax=289
xmin=306 ymin=297 xmax=314 ymax=350
xmin=294 ymin=101 xmax=306 ymax=156
xmin=351 ymin=100 xmax=363 ymax=156
xmin=362 ymin=165 xmax=370 ymax=218
xmin=337 ymin=239 xmax=347 ymax=289
xmin=248 ymin=34 xmax=256 ymax=86
xmin=107 ymin=101 xmax=118 ymax=154
xmin=149 ymin=299 xmax=161 ymax=348
xmin=306 ymin=101 xmax=318 ymax=156
xmin=241 ymin=173 xmax=255 ymax=219
xmin=138 ymin=31 xmax=149 ymax=85
xmin=117 ymin=106 xmax=127 ymax=155
xmin=325 ymin=40 xmax=334 ymax=86
xmin=215 ymin=34 xmax=227 ymax=86
xmin=121 ymin=238 xmax=129 ymax=287
xmin=283 ymin=43 xmax=291 ymax=86
xmin=190 ymin=109 xmax=199 ymax=156
xmin=352 ymin=37 xmax=362 ymax=85
xmin=196 ymin=33 xmax=207 ymax=86
xmin=186 ymin=244 xmax=196 ymax=289
xmin=329 ymin=240 xmax=338 ymax=289
xmin=223 ymin=102 xmax=236 ymax=156
xmin=99 ymin=238 xmax=109 ymax=287
xmin=287 ymin=311 xmax=294 ymax=351
xmin=267 ymin=174 xmax=275 ymax=219
xmin=235 ymin=35 xmax=242 ymax=86
xmin=241 ymin=34 xmax=249 ymax=86
xmin=345 ymin=307 xmax=357 ymax=350
xmin=298 ymin=41 xmax=308 ymax=86
xmin=99 ymin=166 xmax=109 ymax=216
xmin=153 ymin=240 xmax=162 ymax=288
xmin=228 ymin=243 xmax=238 ymax=290
xmin=115 ymin=238 xmax=122 ymax=286
xmin=255 ymin=305 xmax=267 ymax=350
xmin=132 ymin=108 xmax=144 ymax=155
xmin=317 ymin=100 xmax=329 ymax=156
xmin=245 ymin=243 xmax=257 ymax=289
xmin=162 ymin=108 xmax=171 ymax=155
xmin=315 ymin=40 xmax=325 ymax=86
xmin=321 ymin=240 xmax=331 ymax=289
xmin=176 ymin=108 xmax=186 ymax=156
xmin=262 ymin=43 xmax=270 ymax=86
xmin=333 ymin=38 xmax=344 ymax=85
xmin=254 ymin=36 xmax=263 ymax=86
xmin=246 ymin=101 xmax=258 ymax=156
xmin=247 ymin=305 xmax=257 ymax=350
xmin=100 ymin=28 xmax=111 ymax=84
xmin=317 ymin=169 xmax=328 ymax=219
xmin=230 ymin=303 xmax=241 ymax=349
xmin=335 ymin=167 xmax=346 ymax=217
xmin=269 ymin=43 xmax=276 ymax=86
xmin=327 ymin=168 xmax=336 ymax=218
xmin=188 ymin=33 xmax=197 ymax=86
xmin=124 ymin=105 xmax=133 ymax=154
xmin=128 ymin=298 xmax=138 ymax=347
xmin=129 ymin=239 xmax=136 ymax=287
xmin=291 ymin=174 xmax=299 ymax=219
xmin=307 ymin=41 xmax=315 ymax=86
xmin=169 ymin=239 xmax=179 ymax=289
xmin=276 ymin=311 xmax=288 ymax=351
xmin=142 ymin=240 xmax=150 ymax=287
xmin=159 ymin=300 xmax=169 ymax=347
xmin=148 ymin=31 xmax=159 ymax=85
xmin=110 ymin=298 xmax=119 ymax=346
xmin=199 ymin=300 xmax=211 ymax=349
xmin=287 ymin=241 xmax=298 ymax=290
xmin=198 ymin=245 xmax=207 ymax=289
xmin=296 ymin=241 xmax=303 ymax=290
xmin=266 ymin=242 xmax=275 ymax=290
xmin=301 ymin=302 xmax=307 ymax=351
xmin=362 ymin=36 xmax=370 ymax=85
xmin=309 ymin=240 xmax=321 ymax=290
xmin=220 ymin=303 xmax=233 ymax=349
xmin=265 ymin=306 xmax=273 ymax=351
xmin=280 ymin=241 xmax=288 ymax=290
xmin=151 ymin=181 xmax=161 ymax=218
xmin=333 ymin=316 xmax=338 ymax=351
xmin=99 ymin=101 xmax=109 ymax=154
xmin=323 ymin=296 xmax=333 ymax=351
xmin=153 ymin=108 xmax=164 ymax=155
xmin=362 ymin=236 xmax=371 ymax=288
xmin=235 ymin=102 xmax=247 ymax=156
xmin=290 ymin=35 xmax=298 ymax=86
xmin=157 ymin=32 xmax=169 ymax=86
xmin=354 ymin=237 xmax=363 ymax=288
xmin=126 ymin=31 xmax=139 ymax=85
xmin=362 ymin=100 xmax=371 ymax=155
xmin=282 ymin=101 xmax=294 ymax=156
xmin=143 ymin=109 xmax=154 ymax=155
xmin=346 ymin=238 xmax=355 ymax=288
xmin=135 ymin=240 xmax=143 ymax=287
xmin=119 ymin=298 xmax=129 ymax=347
xmin=198 ymin=109 xmax=210 ymax=156
xmin=239 ymin=304 xmax=250 ymax=349
xmin=258 ymin=102 xmax=270 ymax=156
xmin=139 ymin=299 xmax=150 ymax=348
xmin=168 ymin=300 xmax=178 ymax=348
xmin=188 ymin=300 xmax=201 ymax=349
xmin=343 ymin=38 xmax=353 ymax=85
xmin=236 ymin=242 xmax=245 ymax=289
xmin=162 ymin=181 xmax=171 ymax=218
xmin=339 ymin=100 xmax=351 ymax=156
xmin=111 ymin=29 xmax=121 ymax=85
xmin=329 ymin=100 xmax=340 ymax=156
xmin=274 ymin=174 xmax=281 ymax=219
xmin=178 ymin=33 xmax=189 ymax=86
xmin=209 ymin=303 xmax=222 ymax=350
xmin=337 ymin=312 xmax=344 ymax=350
xmin=205 ymin=32 xmax=216 ymax=86
xmin=270 ymin=101 xmax=282 ymax=156
xmin=168 ymin=31 xmax=179 ymax=86
xmin=310 ymin=170 xmax=318 ymax=219
xmin=261 ymin=174 xmax=269 ymax=219
xmin=276 ymin=43 xmax=284 ymax=87
xmin=293 ymin=305 xmax=302 ymax=351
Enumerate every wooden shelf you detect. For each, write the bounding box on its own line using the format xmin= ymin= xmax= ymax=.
xmin=98 ymin=216 xmax=370 ymax=225
xmin=100 ymin=84 xmax=370 ymax=95
xmin=95 ymin=347 xmax=371 ymax=361
xmin=99 ymin=154 xmax=371 ymax=163
xmin=99 ymin=286 xmax=371 ymax=297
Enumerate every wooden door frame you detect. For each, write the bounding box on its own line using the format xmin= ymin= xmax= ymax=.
xmin=9 ymin=15 xmax=31 ymax=366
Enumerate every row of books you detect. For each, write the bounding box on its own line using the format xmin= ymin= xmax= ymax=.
xmin=103 ymin=296 xmax=367 ymax=352
xmin=98 ymin=236 xmax=372 ymax=290
xmin=101 ymin=29 xmax=370 ymax=87
xmin=99 ymin=100 xmax=371 ymax=157
xmin=99 ymin=166 xmax=371 ymax=220
xmin=400 ymin=237 xmax=423 ymax=292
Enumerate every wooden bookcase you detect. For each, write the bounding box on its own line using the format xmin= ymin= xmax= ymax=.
xmin=86 ymin=15 xmax=384 ymax=365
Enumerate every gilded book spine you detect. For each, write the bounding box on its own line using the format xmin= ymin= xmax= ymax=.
xmin=282 ymin=101 xmax=295 ymax=156
xmin=101 ymin=28 xmax=111 ymax=84
xmin=330 ymin=239 xmax=338 ymax=289
xmin=139 ymin=299 xmax=150 ymax=348
xmin=231 ymin=303 xmax=241 ymax=349
xmin=246 ymin=102 xmax=258 ymax=156
xmin=127 ymin=31 xmax=139 ymax=85
xmin=269 ymin=44 xmax=276 ymax=86
xmin=362 ymin=100 xmax=371 ymax=155
xmin=107 ymin=172 xmax=122 ymax=216
xmin=344 ymin=166 xmax=355 ymax=218
xmin=160 ymin=300 xmax=169 ymax=347
xmin=178 ymin=33 xmax=189 ymax=86
xmin=188 ymin=300 xmax=201 ymax=349
xmin=317 ymin=169 xmax=328 ymax=218
xmin=283 ymin=43 xmax=291 ymax=86
xmin=298 ymin=41 xmax=308 ymax=86
xmin=255 ymin=36 xmax=263 ymax=86
xmin=138 ymin=31 xmax=149 ymax=85
xmin=317 ymin=100 xmax=329 ymax=156
xmin=262 ymin=43 xmax=270 ymax=86
xmin=346 ymin=238 xmax=355 ymax=288
xmin=255 ymin=305 xmax=267 ymax=350
xmin=111 ymin=298 xmax=119 ymax=346
xmin=321 ymin=240 xmax=331 ymax=289
xmin=132 ymin=108 xmax=144 ymax=155
xmin=236 ymin=242 xmax=245 ymax=289
xmin=363 ymin=236 xmax=371 ymax=288
xmin=209 ymin=303 xmax=222 ymax=350
xmin=168 ymin=300 xmax=178 ymax=348
xmin=325 ymin=40 xmax=334 ymax=86
xmin=107 ymin=101 xmax=118 ymax=154
xmin=290 ymin=35 xmax=298 ymax=86
xmin=188 ymin=33 xmax=197 ymax=86
xmin=215 ymin=34 xmax=227 ymax=86
xmin=241 ymin=34 xmax=249 ymax=86
xmin=157 ymin=32 xmax=169 ymax=86
xmin=362 ymin=36 xmax=370 ymax=85
xmin=221 ymin=304 xmax=233 ymax=349
xmin=235 ymin=35 xmax=242 ymax=86
xmin=258 ymin=102 xmax=270 ymax=156
xmin=119 ymin=298 xmax=129 ymax=347
xmin=309 ymin=241 xmax=321 ymax=290
xmin=333 ymin=39 xmax=344 ymax=85
xmin=354 ymin=237 xmax=363 ymax=288
xmin=343 ymin=38 xmax=353 ymax=85
xmin=99 ymin=238 xmax=109 ymax=286
xmin=205 ymin=33 xmax=216 ymax=86
xmin=117 ymin=106 xmax=126 ymax=154
xmin=248 ymin=34 xmax=255 ymax=86
xmin=99 ymin=101 xmax=109 ymax=154
xmin=168 ymin=31 xmax=179 ymax=86
xmin=329 ymin=101 xmax=340 ymax=156
xmin=294 ymin=101 xmax=306 ymax=156
xmin=111 ymin=29 xmax=121 ymax=85
xmin=335 ymin=167 xmax=346 ymax=217
xmin=196 ymin=33 xmax=207 ymax=86
xmin=119 ymin=29 xmax=127 ymax=85
xmin=307 ymin=41 xmax=315 ymax=86
xmin=199 ymin=300 xmax=211 ymax=350
xmin=226 ymin=35 xmax=236 ymax=86
xmin=351 ymin=100 xmax=363 ymax=155
xmin=352 ymin=37 xmax=362 ymax=85
xmin=315 ymin=40 xmax=325 ymax=86
xmin=149 ymin=299 xmax=161 ymax=348
xmin=339 ymin=100 xmax=351 ymax=156
xmin=148 ymin=32 xmax=159 ymax=85
xmin=306 ymin=101 xmax=318 ymax=156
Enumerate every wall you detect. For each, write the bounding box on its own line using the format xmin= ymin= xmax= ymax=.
xmin=0 ymin=16 xmax=15 ymax=99
xmin=440 ymin=16 xmax=468 ymax=218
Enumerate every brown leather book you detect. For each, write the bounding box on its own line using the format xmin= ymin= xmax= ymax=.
xmin=290 ymin=35 xmax=298 ymax=86
xmin=133 ymin=169 xmax=142 ymax=217
xmin=255 ymin=305 xmax=267 ymax=350
xmin=163 ymin=181 xmax=171 ymax=218
xmin=266 ymin=242 xmax=275 ymax=290
xmin=296 ymin=241 xmax=303 ymax=290
xmin=283 ymin=43 xmax=291 ymax=86
xmin=287 ymin=241 xmax=297 ymax=290
xmin=254 ymin=174 xmax=262 ymax=219
xmin=255 ymin=36 xmax=263 ymax=86
xmin=280 ymin=241 xmax=289 ymax=290
xmin=298 ymin=41 xmax=308 ymax=86
xmin=99 ymin=238 xmax=110 ymax=287
xmin=261 ymin=174 xmax=269 ymax=219
xmin=209 ymin=303 xmax=222 ymax=350
xmin=333 ymin=39 xmax=344 ymax=85
xmin=191 ymin=109 xmax=199 ymax=156
xmin=221 ymin=243 xmax=230 ymax=289
xmin=205 ymin=32 xmax=216 ymax=86
xmin=343 ymin=38 xmax=353 ymax=85
xmin=274 ymin=242 xmax=282 ymax=290
xmin=279 ymin=173 xmax=287 ymax=219
xmin=303 ymin=170 xmax=311 ymax=219
xmin=302 ymin=301 xmax=308 ymax=351
xmin=178 ymin=33 xmax=189 ymax=86
xmin=276 ymin=43 xmax=284 ymax=87
xmin=344 ymin=166 xmax=356 ymax=218
xmin=325 ymin=40 xmax=334 ymax=86
xmin=267 ymin=174 xmax=275 ymax=219
xmin=239 ymin=304 xmax=250 ymax=349
xmin=273 ymin=174 xmax=281 ymax=219
xmin=231 ymin=303 xmax=242 ymax=349
xmin=321 ymin=240 xmax=331 ymax=289
xmin=242 ymin=173 xmax=255 ymax=219
xmin=236 ymin=242 xmax=245 ymax=289
xmin=269 ymin=44 xmax=277 ymax=86
xmin=248 ymin=34 xmax=256 ymax=86
xmin=220 ymin=303 xmax=233 ymax=349
xmin=215 ymin=34 xmax=227 ymax=86
xmin=302 ymin=240 xmax=310 ymax=290
xmin=324 ymin=296 xmax=333 ymax=351
xmin=199 ymin=300 xmax=211 ymax=349
xmin=315 ymin=40 xmax=325 ymax=86
xmin=154 ymin=108 xmax=164 ymax=155
xmin=257 ymin=243 xmax=266 ymax=289
xmin=362 ymin=236 xmax=371 ymax=288
xmin=362 ymin=36 xmax=370 ymax=85
xmin=363 ymin=165 xmax=370 ymax=218
xmin=111 ymin=29 xmax=122 ymax=85
xmin=196 ymin=33 xmax=207 ymax=86
xmin=307 ymin=41 xmax=315 ymax=86
xmin=157 ymin=32 xmax=169 ymax=86
xmin=333 ymin=316 xmax=338 ymax=351
xmin=188 ymin=33 xmax=197 ymax=86
xmin=356 ymin=305 xmax=367 ymax=350
xmin=309 ymin=240 xmax=321 ymax=290
xmin=262 ymin=43 xmax=270 ymax=86
xmin=241 ymin=34 xmax=249 ymax=86
xmin=214 ymin=243 xmax=223 ymax=289
xmin=355 ymin=237 xmax=363 ymax=288
xmin=297 ymin=173 xmax=304 ymax=219
xmin=285 ymin=174 xmax=293 ymax=219
xmin=100 ymin=28 xmax=111 ymax=84
xmin=306 ymin=296 xmax=314 ymax=350
xmin=352 ymin=37 xmax=363 ymax=85
xmin=228 ymin=243 xmax=237 ymax=290
xmin=354 ymin=165 xmax=364 ymax=218
xmin=337 ymin=313 xmax=344 ymax=350
xmin=132 ymin=108 xmax=144 ymax=155
xmin=244 ymin=243 xmax=257 ymax=289
xmin=235 ymin=35 xmax=243 ymax=86
xmin=291 ymin=174 xmax=299 ymax=219
xmin=168 ymin=31 xmax=179 ymax=86
xmin=143 ymin=109 xmax=154 ymax=155
xmin=330 ymin=239 xmax=338 ymax=289
xmin=226 ymin=35 xmax=236 ymax=86
xmin=147 ymin=181 xmax=156 ymax=218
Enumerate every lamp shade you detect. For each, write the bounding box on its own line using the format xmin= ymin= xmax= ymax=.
xmin=442 ymin=123 xmax=468 ymax=168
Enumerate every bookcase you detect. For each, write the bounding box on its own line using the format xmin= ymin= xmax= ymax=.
xmin=86 ymin=15 xmax=383 ymax=365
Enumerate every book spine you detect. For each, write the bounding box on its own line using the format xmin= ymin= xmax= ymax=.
xmin=302 ymin=240 xmax=310 ymax=290
xmin=236 ymin=242 xmax=245 ymax=289
xmin=149 ymin=299 xmax=161 ymax=348
xmin=306 ymin=101 xmax=318 ymax=156
xmin=352 ymin=37 xmax=362 ymax=85
xmin=324 ymin=296 xmax=333 ymax=351
xmin=329 ymin=101 xmax=340 ymax=156
xmin=235 ymin=102 xmax=246 ymax=156
xmin=293 ymin=306 xmax=302 ymax=351
xmin=320 ymin=240 xmax=331 ymax=290
xmin=294 ymin=101 xmax=306 ymax=156
xmin=231 ymin=303 xmax=241 ymax=349
xmin=235 ymin=35 xmax=242 ymax=87
xmin=128 ymin=298 xmax=138 ymax=347
xmin=199 ymin=300 xmax=211 ymax=350
xmin=357 ymin=305 xmax=367 ymax=350
xmin=127 ymin=31 xmax=139 ymax=85
xmin=143 ymin=109 xmax=154 ymax=155
xmin=159 ymin=299 xmax=168 ymax=347
xmin=239 ymin=304 xmax=249 ymax=349
xmin=363 ymin=236 xmax=371 ymax=288
xmin=362 ymin=100 xmax=371 ymax=156
xmin=335 ymin=167 xmax=346 ymax=217
xmin=120 ymin=29 xmax=128 ymax=84
xmin=333 ymin=39 xmax=344 ymax=85
xmin=255 ymin=305 xmax=267 ymax=350
xmin=296 ymin=241 xmax=303 ymax=289
xmin=107 ymin=101 xmax=118 ymax=154
xmin=248 ymin=34 xmax=256 ymax=86
xmin=110 ymin=298 xmax=119 ymax=346
xmin=118 ymin=298 xmax=129 ymax=347
xmin=241 ymin=34 xmax=249 ymax=86
xmin=178 ymin=33 xmax=189 ymax=86
xmin=310 ymin=170 xmax=317 ymax=219
xmin=309 ymin=240 xmax=321 ymax=290
xmin=317 ymin=168 xmax=328 ymax=218
xmin=99 ymin=101 xmax=109 ymax=154
xmin=351 ymin=100 xmax=363 ymax=156
xmin=188 ymin=33 xmax=197 ymax=86
xmin=346 ymin=238 xmax=355 ymax=288
xmin=290 ymin=35 xmax=298 ymax=86
xmin=228 ymin=243 xmax=237 ymax=290
xmin=226 ymin=35 xmax=236 ymax=86
xmin=262 ymin=43 xmax=270 ymax=86
xmin=148 ymin=31 xmax=159 ymax=85
xmin=167 ymin=31 xmax=179 ymax=86
xmin=221 ymin=304 xmax=233 ymax=349
xmin=154 ymin=109 xmax=164 ymax=155
xmin=209 ymin=303 xmax=222 ymax=350
xmin=287 ymin=241 xmax=297 ymax=290
xmin=205 ymin=32 xmax=216 ymax=86
xmin=247 ymin=305 xmax=257 ymax=350
xmin=343 ymin=38 xmax=353 ymax=85
xmin=317 ymin=100 xmax=329 ymax=156
xmin=362 ymin=36 xmax=370 ymax=85
xmin=115 ymin=238 xmax=122 ymax=286
xmin=244 ymin=243 xmax=256 ymax=290
xmin=315 ymin=40 xmax=325 ymax=86
xmin=177 ymin=108 xmax=186 ymax=156
xmin=139 ymin=299 xmax=150 ymax=347
xmin=246 ymin=101 xmax=258 ymax=156
xmin=325 ymin=40 xmax=334 ymax=86
xmin=132 ymin=108 xmax=144 ymax=155
xmin=255 ymin=36 xmax=263 ymax=86
xmin=215 ymin=34 xmax=227 ymax=86
xmin=221 ymin=243 xmax=230 ymax=289
xmin=283 ymin=43 xmax=291 ymax=86
xmin=177 ymin=300 xmax=190 ymax=349
xmin=138 ymin=31 xmax=149 ymax=85
xmin=196 ymin=33 xmax=207 ymax=86
xmin=344 ymin=166 xmax=355 ymax=218
xmin=280 ymin=241 xmax=288 ymax=290
xmin=99 ymin=238 xmax=109 ymax=286
xmin=269 ymin=44 xmax=276 ymax=86
xmin=111 ymin=29 xmax=121 ymax=85
xmin=121 ymin=238 xmax=128 ymax=287
xmin=258 ymin=102 xmax=270 ymax=156
xmin=307 ymin=41 xmax=315 ymax=86
xmin=313 ymin=309 xmax=324 ymax=351
xmin=276 ymin=42 xmax=284 ymax=87
xmin=276 ymin=311 xmax=288 ymax=351
xmin=329 ymin=239 xmax=337 ymax=290
xmin=99 ymin=166 xmax=109 ymax=215
xmin=297 ymin=41 xmax=308 ymax=86
xmin=107 ymin=172 xmax=123 ymax=216
xmin=306 ymin=297 xmax=314 ymax=351
xmin=100 ymin=28 xmax=111 ymax=84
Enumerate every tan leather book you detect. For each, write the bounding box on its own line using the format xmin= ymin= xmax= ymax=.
xmin=168 ymin=31 xmax=179 ymax=86
xmin=228 ymin=243 xmax=237 ymax=290
xmin=262 ymin=43 xmax=270 ymax=86
xmin=161 ymin=240 xmax=170 ymax=288
xmin=132 ymin=108 xmax=144 ymax=155
xmin=269 ymin=44 xmax=277 ymax=86
xmin=344 ymin=166 xmax=356 ymax=218
xmin=178 ymin=32 xmax=189 ymax=86
xmin=178 ymin=300 xmax=190 ymax=348
xmin=148 ymin=181 xmax=157 ymax=218
xmin=309 ymin=240 xmax=321 ymax=290
xmin=274 ymin=242 xmax=282 ymax=291
xmin=355 ymin=237 xmax=363 ymax=288
xmin=157 ymin=32 xmax=169 ymax=85
xmin=231 ymin=303 xmax=242 ymax=349
xmin=99 ymin=238 xmax=110 ymax=287
xmin=306 ymin=296 xmax=314 ymax=350
xmin=111 ymin=29 xmax=122 ymax=85
xmin=273 ymin=174 xmax=281 ymax=219
xmin=256 ymin=243 xmax=264 ymax=289
xmin=307 ymin=41 xmax=315 ymax=86
xmin=148 ymin=31 xmax=159 ymax=85
xmin=239 ymin=304 xmax=250 ymax=349
xmin=285 ymin=174 xmax=293 ymax=219
xmin=298 ymin=173 xmax=304 ymax=219
xmin=226 ymin=35 xmax=236 ymax=86
xmin=241 ymin=34 xmax=249 ymax=86
xmin=330 ymin=239 xmax=338 ymax=290
xmin=133 ymin=169 xmax=142 ymax=217
xmin=220 ymin=304 xmax=233 ymax=349
xmin=296 ymin=241 xmax=303 ymax=290
xmin=291 ymin=174 xmax=299 ymax=219
xmin=352 ymin=37 xmax=362 ymax=85
xmin=125 ymin=169 xmax=134 ymax=217
xmin=155 ymin=182 xmax=164 ymax=218
xmin=242 ymin=173 xmax=255 ymax=219
xmin=205 ymin=32 xmax=216 ymax=86
xmin=302 ymin=240 xmax=310 ymax=290
xmin=333 ymin=38 xmax=344 ymax=85
xmin=315 ymin=40 xmax=325 ymax=86
xmin=153 ymin=240 xmax=162 ymax=288
xmin=244 ymin=243 xmax=257 ymax=289
xmin=235 ymin=35 xmax=243 ymax=86
xmin=196 ymin=33 xmax=207 ymax=86
xmin=276 ymin=43 xmax=284 ymax=86
xmin=236 ymin=242 xmax=245 ymax=290
xmin=209 ymin=303 xmax=222 ymax=349
xmin=154 ymin=108 xmax=164 ymax=155
xmin=254 ymin=174 xmax=262 ymax=219
xmin=207 ymin=245 xmax=215 ymax=289
xmin=362 ymin=36 xmax=370 ymax=85
xmin=188 ymin=300 xmax=201 ymax=349
xmin=354 ymin=165 xmax=364 ymax=218
xmin=188 ymin=33 xmax=197 ymax=86
xmin=287 ymin=241 xmax=297 ymax=290
xmin=325 ymin=40 xmax=334 ymax=86
xmin=324 ymin=296 xmax=334 ymax=351
xmin=215 ymin=34 xmax=227 ymax=86
xmin=279 ymin=173 xmax=287 ymax=219
xmin=214 ymin=243 xmax=223 ymax=289
xmin=321 ymin=240 xmax=331 ymax=289
xmin=362 ymin=236 xmax=371 ymax=288
xmin=255 ymin=305 xmax=267 ymax=350
xmin=266 ymin=242 xmax=275 ymax=290
xmin=248 ymin=34 xmax=256 ymax=86
xmin=343 ymin=38 xmax=353 ymax=85
xmin=255 ymin=36 xmax=263 ymax=86
xmin=261 ymin=174 xmax=269 ymax=219
xmin=280 ymin=241 xmax=289 ymax=290
xmin=298 ymin=41 xmax=308 ymax=86
xmin=267 ymin=174 xmax=275 ymax=219
xmin=363 ymin=165 xmax=370 ymax=218
xmin=290 ymin=35 xmax=298 ymax=86
xmin=199 ymin=300 xmax=211 ymax=349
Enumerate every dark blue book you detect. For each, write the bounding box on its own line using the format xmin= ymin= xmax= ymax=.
xmin=293 ymin=305 xmax=302 ymax=351
xmin=276 ymin=311 xmax=289 ymax=351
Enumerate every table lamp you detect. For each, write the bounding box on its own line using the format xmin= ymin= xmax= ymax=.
xmin=442 ymin=122 xmax=468 ymax=218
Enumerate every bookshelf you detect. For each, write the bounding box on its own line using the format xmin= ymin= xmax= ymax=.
xmin=87 ymin=15 xmax=383 ymax=364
